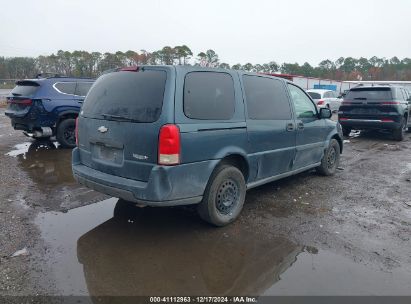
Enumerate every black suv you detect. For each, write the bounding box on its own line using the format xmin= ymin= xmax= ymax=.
xmin=338 ymin=86 xmax=411 ymax=140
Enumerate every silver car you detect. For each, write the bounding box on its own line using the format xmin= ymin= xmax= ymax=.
xmin=306 ymin=89 xmax=342 ymax=112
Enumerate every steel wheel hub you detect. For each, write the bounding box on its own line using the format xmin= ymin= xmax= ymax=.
xmin=216 ymin=179 xmax=239 ymax=215
xmin=327 ymin=147 xmax=336 ymax=169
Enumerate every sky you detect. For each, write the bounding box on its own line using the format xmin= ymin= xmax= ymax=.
xmin=0 ymin=0 xmax=410 ymax=66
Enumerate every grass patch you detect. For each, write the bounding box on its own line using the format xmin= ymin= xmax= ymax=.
xmin=0 ymin=84 xmax=14 ymax=89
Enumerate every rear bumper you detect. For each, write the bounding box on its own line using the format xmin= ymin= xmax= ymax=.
xmin=339 ymin=118 xmax=401 ymax=130
xmin=5 ymin=112 xmax=53 ymax=132
xmin=72 ymin=148 xmax=219 ymax=206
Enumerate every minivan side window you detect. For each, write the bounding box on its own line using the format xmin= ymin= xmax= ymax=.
xmin=54 ymin=82 xmax=76 ymax=95
xmin=243 ymin=76 xmax=291 ymax=120
xmin=184 ymin=72 xmax=235 ymax=120
xmin=288 ymin=84 xmax=317 ymax=119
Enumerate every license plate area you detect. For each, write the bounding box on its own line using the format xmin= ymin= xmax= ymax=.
xmin=350 ymin=108 xmax=379 ymax=114
xmin=91 ymin=143 xmax=124 ymax=165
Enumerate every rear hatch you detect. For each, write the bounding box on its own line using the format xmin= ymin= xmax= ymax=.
xmin=77 ymin=67 xmax=171 ymax=182
xmin=339 ymin=87 xmax=399 ymax=120
xmin=5 ymin=81 xmax=40 ymax=117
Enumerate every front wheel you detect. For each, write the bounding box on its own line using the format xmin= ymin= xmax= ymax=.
xmin=197 ymin=165 xmax=246 ymax=227
xmin=56 ymin=118 xmax=76 ymax=148
xmin=316 ymin=139 xmax=340 ymax=176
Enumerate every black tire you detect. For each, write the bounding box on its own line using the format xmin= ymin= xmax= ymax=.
xmin=393 ymin=117 xmax=406 ymax=141
xmin=56 ymin=118 xmax=76 ymax=148
xmin=316 ymin=139 xmax=340 ymax=176
xmin=342 ymin=127 xmax=351 ymax=137
xmin=197 ymin=165 xmax=246 ymax=227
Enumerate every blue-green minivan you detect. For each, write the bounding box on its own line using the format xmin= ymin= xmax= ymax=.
xmin=72 ymin=66 xmax=343 ymax=226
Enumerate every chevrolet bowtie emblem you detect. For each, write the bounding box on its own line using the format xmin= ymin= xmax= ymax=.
xmin=98 ymin=126 xmax=108 ymax=133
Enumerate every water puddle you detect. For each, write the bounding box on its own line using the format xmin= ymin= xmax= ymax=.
xmin=6 ymin=141 xmax=72 ymax=187
xmin=5 ymin=142 xmax=33 ymax=157
xmin=35 ymin=199 xmax=411 ymax=296
xmin=6 ymin=140 xmax=104 ymax=210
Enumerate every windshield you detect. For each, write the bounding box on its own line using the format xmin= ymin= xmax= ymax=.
xmin=81 ymin=70 xmax=167 ymax=123
xmin=345 ymin=88 xmax=392 ymax=100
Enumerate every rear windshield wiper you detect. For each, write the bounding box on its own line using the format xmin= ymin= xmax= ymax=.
xmin=101 ymin=113 xmax=141 ymax=122
xmin=353 ymin=97 xmax=367 ymax=100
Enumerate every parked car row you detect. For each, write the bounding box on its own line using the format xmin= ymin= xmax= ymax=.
xmin=5 ymin=74 xmax=94 ymax=148
xmin=71 ymin=66 xmax=342 ymax=226
xmin=4 ymin=67 xmax=410 ymax=226
xmin=306 ymin=89 xmax=342 ymax=112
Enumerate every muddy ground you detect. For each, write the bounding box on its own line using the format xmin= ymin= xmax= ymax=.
xmin=0 ymin=108 xmax=410 ymax=301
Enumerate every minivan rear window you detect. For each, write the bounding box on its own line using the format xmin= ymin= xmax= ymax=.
xmin=345 ymin=88 xmax=392 ymax=100
xmin=10 ymin=82 xmax=39 ymax=97
xmin=81 ymin=70 xmax=166 ymax=123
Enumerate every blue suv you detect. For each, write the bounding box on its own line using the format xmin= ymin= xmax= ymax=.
xmin=5 ymin=74 xmax=94 ymax=148
xmin=72 ymin=66 xmax=343 ymax=226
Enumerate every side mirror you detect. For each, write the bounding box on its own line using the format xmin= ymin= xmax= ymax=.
xmin=319 ymin=107 xmax=332 ymax=119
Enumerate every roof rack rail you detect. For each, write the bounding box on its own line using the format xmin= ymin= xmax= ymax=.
xmin=36 ymin=72 xmax=67 ymax=79
xmin=35 ymin=73 xmax=94 ymax=80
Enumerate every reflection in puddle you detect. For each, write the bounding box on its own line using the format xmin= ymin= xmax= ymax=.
xmin=36 ymin=199 xmax=303 ymax=296
xmin=35 ymin=199 xmax=411 ymax=298
xmin=6 ymin=140 xmax=105 ymax=210
xmin=6 ymin=141 xmax=74 ymax=188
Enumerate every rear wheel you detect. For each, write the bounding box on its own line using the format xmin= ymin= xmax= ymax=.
xmin=393 ymin=117 xmax=406 ymax=141
xmin=56 ymin=118 xmax=76 ymax=148
xmin=197 ymin=165 xmax=246 ymax=227
xmin=316 ymin=139 xmax=340 ymax=176
xmin=342 ymin=127 xmax=351 ymax=137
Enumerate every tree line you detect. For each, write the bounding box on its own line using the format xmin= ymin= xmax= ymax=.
xmin=1 ymin=45 xmax=410 ymax=81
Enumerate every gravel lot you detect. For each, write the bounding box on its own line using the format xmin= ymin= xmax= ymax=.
xmin=0 ymin=108 xmax=410 ymax=300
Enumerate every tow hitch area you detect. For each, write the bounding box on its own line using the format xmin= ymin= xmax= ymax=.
xmin=24 ymin=127 xmax=53 ymax=138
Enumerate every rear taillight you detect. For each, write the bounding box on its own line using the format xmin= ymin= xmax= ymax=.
xmin=381 ymin=101 xmax=400 ymax=105
xmin=339 ymin=118 xmax=348 ymax=121
xmin=7 ymin=98 xmax=32 ymax=105
xmin=381 ymin=118 xmax=394 ymax=122
xmin=341 ymin=101 xmax=351 ymax=105
xmin=120 ymin=66 xmax=139 ymax=72
xmin=158 ymin=124 xmax=180 ymax=166
xmin=75 ymin=117 xmax=79 ymax=146
xmin=317 ymin=100 xmax=325 ymax=105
